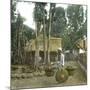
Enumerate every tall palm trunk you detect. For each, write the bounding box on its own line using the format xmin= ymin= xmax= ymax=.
xmin=16 ymin=25 xmax=20 ymax=64
xmin=43 ymin=16 xmax=46 ymax=64
xmin=35 ymin=22 xmax=39 ymax=70
xmin=20 ymin=25 xmax=25 ymax=64
xmin=18 ymin=27 xmax=22 ymax=64
xmin=47 ymin=5 xmax=52 ymax=64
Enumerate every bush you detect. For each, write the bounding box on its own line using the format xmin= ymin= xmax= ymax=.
xmin=45 ymin=64 xmax=54 ymax=77
xmin=66 ymin=66 xmax=76 ymax=76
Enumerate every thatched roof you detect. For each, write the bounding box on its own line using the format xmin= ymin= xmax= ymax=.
xmin=25 ymin=35 xmax=62 ymax=52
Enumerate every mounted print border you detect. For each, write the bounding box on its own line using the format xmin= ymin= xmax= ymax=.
xmin=11 ymin=0 xmax=87 ymax=89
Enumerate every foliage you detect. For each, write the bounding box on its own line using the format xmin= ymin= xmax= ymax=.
xmin=67 ymin=5 xmax=84 ymax=31
xmin=11 ymin=1 xmax=87 ymax=65
xmin=11 ymin=13 xmax=35 ymax=64
xmin=11 ymin=0 xmax=17 ymax=22
xmin=33 ymin=2 xmax=47 ymax=23
xmin=62 ymin=5 xmax=87 ymax=50
xmin=51 ymin=7 xmax=67 ymax=37
xmin=45 ymin=64 xmax=54 ymax=77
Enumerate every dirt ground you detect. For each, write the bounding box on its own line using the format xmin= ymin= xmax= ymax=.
xmin=11 ymin=61 xmax=87 ymax=90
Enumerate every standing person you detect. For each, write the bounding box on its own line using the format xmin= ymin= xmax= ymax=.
xmin=60 ymin=51 xmax=65 ymax=67
xmin=57 ymin=48 xmax=65 ymax=68
xmin=37 ymin=56 xmax=42 ymax=71
xmin=34 ymin=56 xmax=42 ymax=72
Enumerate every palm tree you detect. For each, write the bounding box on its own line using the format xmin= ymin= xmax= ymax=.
xmin=47 ymin=3 xmax=56 ymax=64
xmin=33 ymin=2 xmax=47 ymax=69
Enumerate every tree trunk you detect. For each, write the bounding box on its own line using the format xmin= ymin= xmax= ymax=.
xmin=43 ymin=16 xmax=46 ymax=64
xmin=35 ymin=22 xmax=39 ymax=70
xmin=16 ymin=25 xmax=20 ymax=64
xmin=47 ymin=5 xmax=52 ymax=64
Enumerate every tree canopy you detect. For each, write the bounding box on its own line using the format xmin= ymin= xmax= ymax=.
xmin=11 ymin=1 xmax=87 ymax=64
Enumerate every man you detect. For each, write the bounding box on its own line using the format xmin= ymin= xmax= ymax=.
xmin=34 ymin=56 xmax=42 ymax=72
xmin=58 ymin=48 xmax=65 ymax=67
xmin=60 ymin=52 xmax=65 ymax=67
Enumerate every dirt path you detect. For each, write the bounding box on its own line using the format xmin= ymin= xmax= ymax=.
xmin=11 ymin=61 xmax=87 ymax=89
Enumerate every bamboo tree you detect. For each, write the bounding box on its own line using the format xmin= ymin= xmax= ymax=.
xmin=15 ymin=13 xmax=25 ymax=64
xmin=16 ymin=13 xmax=21 ymax=64
xmin=34 ymin=3 xmax=47 ymax=69
xmin=34 ymin=3 xmax=39 ymax=70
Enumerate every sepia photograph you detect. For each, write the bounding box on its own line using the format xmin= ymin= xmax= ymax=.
xmin=11 ymin=0 xmax=87 ymax=89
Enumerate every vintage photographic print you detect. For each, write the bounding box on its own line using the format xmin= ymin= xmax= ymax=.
xmin=11 ymin=0 xmax=87 ymax=89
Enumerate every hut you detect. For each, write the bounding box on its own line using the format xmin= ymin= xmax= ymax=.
xmin=76 ymin=36 xmax=87 ymax=50
xmin=76 ymin=36 xmax=87 ymax=71
xmin=24 ymin=35 xmax=62 ymax=65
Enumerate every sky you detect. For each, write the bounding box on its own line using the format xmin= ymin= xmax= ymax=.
xmin=16 ymin=2 xmax=68 ymax=29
